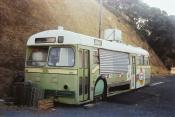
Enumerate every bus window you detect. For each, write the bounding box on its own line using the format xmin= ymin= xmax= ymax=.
xmin=79 ymin=50 xmax=83 ymax=68
xmin=48 ymin=47 xmax=75 ymax=67
xmin=140 ymin=56 xmax=144 ymax=65
xmin=48 ymin=47 xmax=60 ymax=66
xmin=136 ymin=56 xmax=140 ymax=65
xmin=84 ymin=50 xmax=89 ymax=68
xmin=147 ymin=57 xmax=150 ymax=65
xmin=93 ymin=50 xmax=99 ymax=64
xmin=144 ymin=57 xmax=148 ymax=65
xmin=27 ymin=46 xmax=49 ymax=66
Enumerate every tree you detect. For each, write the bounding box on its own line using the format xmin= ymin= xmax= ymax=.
xmin=104 ymin=0 xmax=175 ymax=69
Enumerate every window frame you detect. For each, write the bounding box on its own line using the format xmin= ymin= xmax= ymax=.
xmin=26 ymin=46 xmax=49 ymax=67
xmin=47 ymin=47 xmax=75 ymax=67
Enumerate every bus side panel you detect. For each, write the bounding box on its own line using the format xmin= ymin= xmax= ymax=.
xmin=99 ymin=49 xmax=130 ymax=94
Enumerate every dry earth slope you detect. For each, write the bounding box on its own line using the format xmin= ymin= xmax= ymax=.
xmin=0 ymin=0 xmax=168 ymax=97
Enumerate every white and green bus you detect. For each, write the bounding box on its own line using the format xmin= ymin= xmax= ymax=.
xmin=25 ymin=27 xmax=151 ymax=105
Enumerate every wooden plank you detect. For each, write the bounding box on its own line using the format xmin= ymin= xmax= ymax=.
xmin=37 ymin=98 xmax=54 ymax=110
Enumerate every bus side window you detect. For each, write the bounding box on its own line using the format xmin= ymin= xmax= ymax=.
xmin=147 ymin=57 xmax=150 ymax=65
xmin=79 ymin=50 xmax=83 ymax=68
xmin=93 ymin=50 xmax=99 ymax=64
xmin=136 ymin=56 xmax=140 ymax=65
xmin=144 ymin=56 xmax=148 ymax=65
xmin=145 ymin=57 xmax=150 ymax=65
xmin=140 ymin=56 xmax=144 ymax=65
xmin=84 ymin=50 xmax=89 ymax=68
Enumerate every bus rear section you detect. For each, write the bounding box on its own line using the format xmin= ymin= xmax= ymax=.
xmin=25 ymin=45 xmax=81 ymax=104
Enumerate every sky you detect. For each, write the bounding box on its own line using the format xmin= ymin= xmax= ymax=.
xmin=142 ymin=0 xmax=175 ymax=15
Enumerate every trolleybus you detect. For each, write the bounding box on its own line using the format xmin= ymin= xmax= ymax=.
xmin=25 ymin=27 xmax=151 ymax=104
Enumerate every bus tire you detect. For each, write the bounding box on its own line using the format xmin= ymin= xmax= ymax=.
xmin=94 ymin=78 xmax=107 ymax=101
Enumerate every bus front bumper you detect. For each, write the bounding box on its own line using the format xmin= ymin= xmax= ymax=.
xmin=44 ymin=90 xmax=75 ymax=98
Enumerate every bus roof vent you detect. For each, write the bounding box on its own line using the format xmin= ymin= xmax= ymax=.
xmin=104 ymin=29 xmax=122 ymax=43
xmin=58 ymin=26 xmax=64 ymax=30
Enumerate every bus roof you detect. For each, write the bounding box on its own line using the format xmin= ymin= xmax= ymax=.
xmin=27 ymin=29 xmax=149 ymax=56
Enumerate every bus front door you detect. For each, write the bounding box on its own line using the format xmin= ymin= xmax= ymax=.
xmin=79 ymin=49 xmax=90 ymax=102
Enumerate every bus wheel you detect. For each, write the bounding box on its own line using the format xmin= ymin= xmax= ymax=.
xmin=94 ymin=79 xmax=106 ymax=101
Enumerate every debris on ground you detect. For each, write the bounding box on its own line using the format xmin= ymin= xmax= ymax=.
xmin=4 ymin=97 xmax=16 ymax=106
xmin=0 ymin=99 xmax=5 ymax=107
xmin=12 ymin=82 xmax=44 ymax=107
xmin=38 ymin=98 xmax=54 ymax=110
xmin=83 ymin=103 xmax=96 ymax=109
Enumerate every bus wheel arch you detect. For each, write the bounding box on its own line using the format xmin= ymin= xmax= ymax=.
xmin=94 ymin=77 xmax=107 ymax=100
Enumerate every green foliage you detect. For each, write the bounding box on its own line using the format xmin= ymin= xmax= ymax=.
xmin=105 ymin=0 xmax=175 ymax=69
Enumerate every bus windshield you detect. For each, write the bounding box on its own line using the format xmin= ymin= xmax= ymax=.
xmin=26 ymin=47 xmax=75 ymax=67
xmin=27 ymin=46 xmax=49 ymax=67
xmin=48 ymin=47 xmax=74 ymax=67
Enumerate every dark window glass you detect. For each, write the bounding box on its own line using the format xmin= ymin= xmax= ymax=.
xmin=35 ymin=37 xmax=56 ymax=43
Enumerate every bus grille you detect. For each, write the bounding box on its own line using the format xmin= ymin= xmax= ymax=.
xmin=45 ymin=90 xmax=75 ymax=98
